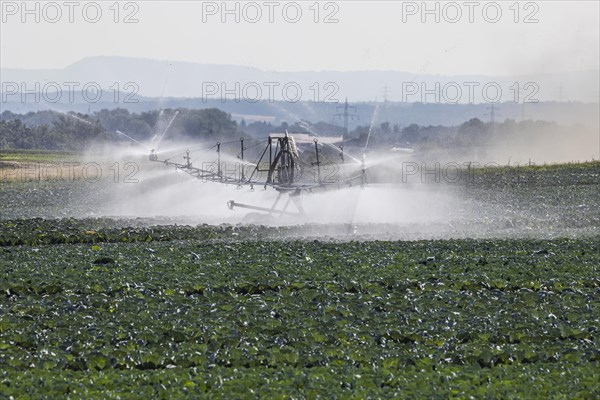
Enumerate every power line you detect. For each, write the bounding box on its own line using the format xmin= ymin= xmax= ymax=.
xmin=484 ymin=104 xmax=502 ymax=135
xmin=382 ymin=84 xmax=391 ymax=103
xmin=334 ymin=98 xmax=358 ymax=137
xmin=334 ymin=98 xmax=359 ymax=164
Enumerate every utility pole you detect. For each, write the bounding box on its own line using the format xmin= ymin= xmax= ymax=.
xmin=485 ymin=104 xmax=501 ymax=124
xmin=334 ymin=98 xmax=358 ymax=164
xmin=334 ymin=98 xmax=358 ymax=137
xmin=485 ymin=104 xmax=501 ymax=135
xmin=382 ymin=84 xmax=391 ymax=103
xmin=559 ymin=83 xmax=563 ymax=102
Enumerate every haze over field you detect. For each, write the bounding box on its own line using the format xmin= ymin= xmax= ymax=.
xmin=2 ymin=2 xmax=598 ymax=73
xmin=1 ymin=1 xmax=598 ymax=230
xmin=1 ymin=3 xmax=600 ymax=398
xmin=2 ymin=1 xmax=599 ymax=101
xmin=2 ymin=56 xmax=599 ymax=103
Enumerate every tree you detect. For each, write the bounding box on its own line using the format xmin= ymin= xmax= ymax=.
xmin=401 ymin=124 xmax=420 ymax=143
xmin=51 ymin=114 xmax=104 ymax=150
xmin=176 ymin=108 xmax=238 ymax=141
xmin=457 ymin=118 xmax=488 ymax=146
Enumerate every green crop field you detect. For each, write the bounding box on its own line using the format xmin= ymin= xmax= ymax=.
xmin=0 ymin=160 xmax=599 ymax=399
xmin=0 ymin=149 xmax=82 ymax=164
xmin=1 ymin=234 xmax=599 ymax=398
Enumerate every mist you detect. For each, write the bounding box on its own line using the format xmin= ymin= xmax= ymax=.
xmin=77 ymin=111 xmax=598 ymax=240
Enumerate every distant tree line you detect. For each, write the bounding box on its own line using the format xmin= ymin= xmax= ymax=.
xmin=0 ymin=108 xmax=240 ymax=151
xmin=1 ymin=108 xmax=567 ymax=153
xmin=0 ymin=114 xmax=106 ymax=151
xmin=243 ymin=117 xmax=566 ymax=153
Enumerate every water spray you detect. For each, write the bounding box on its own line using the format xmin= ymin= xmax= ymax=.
xmin=151 ymin=110 xmax=180 ymax=150
xmin=115 ymin=130 xmax=148 ymax=149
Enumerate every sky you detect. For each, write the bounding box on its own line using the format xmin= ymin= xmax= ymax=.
xmin=1 ymin=0 xmax=599 ymax=76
